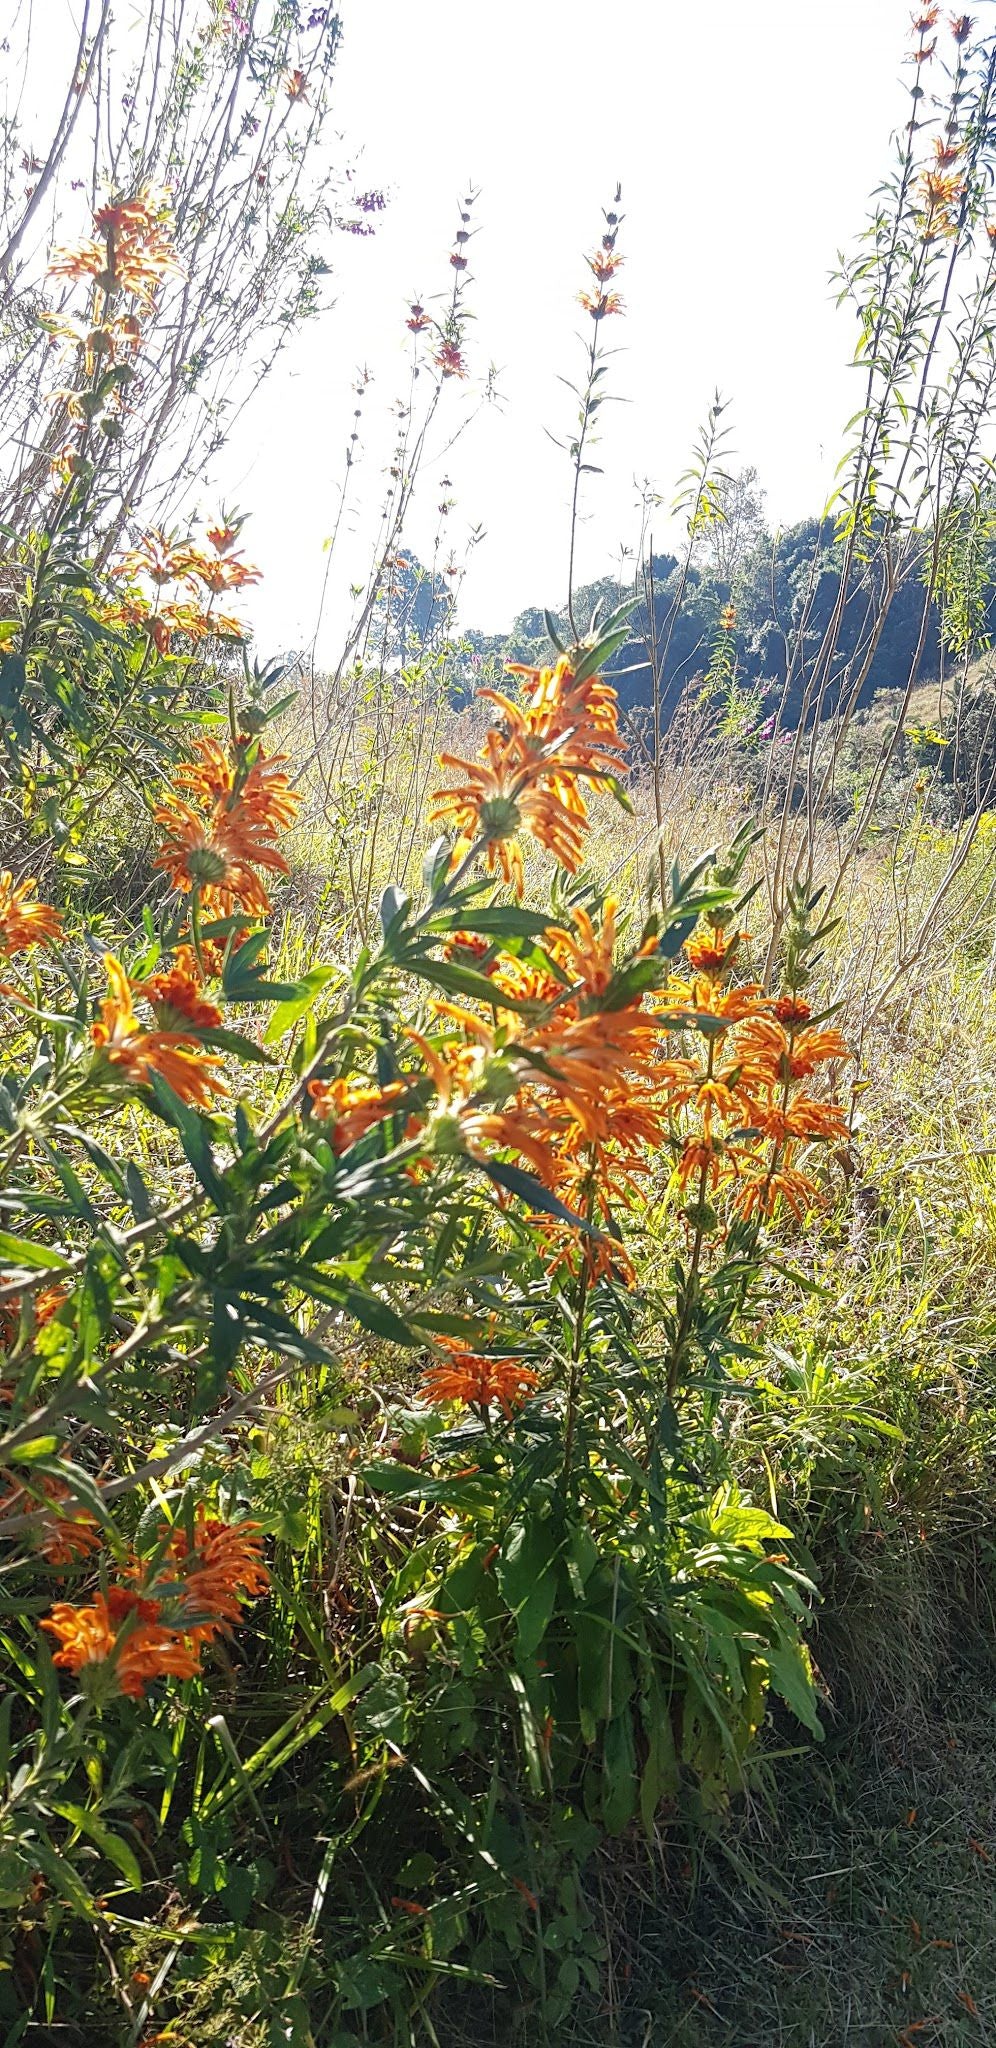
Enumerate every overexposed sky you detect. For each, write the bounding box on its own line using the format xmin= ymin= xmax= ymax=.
xmin=227 ymin=0 xmax=925 ymax=655
xmin=37 ymin=0 xmax=948 ymax=653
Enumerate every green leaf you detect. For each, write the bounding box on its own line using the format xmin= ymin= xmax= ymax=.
xmin=400 ymin=954 xmax=533 ymax=1011
xmin=482 ymin=1158 xmax=602 ymax=1238
xmin=263 ymin=966 xmax=338 ymax=1044
xmin=124 ymin=1161 xmax=153 ymax=1222
xmin=763 ymin=1643 xmax=822 ymax=1738
xmin=0 ymin=1232 xmax=66 ymax=1271
xmin=431 ymin=905 xmax=553 ymax=941
xmin=148 ymin=1074 xmax=229 ymax=1209
xmin=379 ymin=884 xmax=410 ymax=940
xmin=508 ymin=1670 xmax=545 ymax=1794
xmin=639 ymin=1676 xmax=677 ymax=1833
xmin=201 ymin=1026 xmax=275 ymax=1064
xmin=342 ymin=1286 xmax=417 ymax=1347
xmin=0 ymin=652 xmax=26 ymax=717
xmin=52 ymin=1804 xmax=143 ymax=1892
xmin=601 ymin=1710 xmax=638 ymax=1833
xmin=423 ymin=835 xmax=452 ymax=897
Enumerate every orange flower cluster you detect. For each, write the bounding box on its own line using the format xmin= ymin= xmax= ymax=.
xmin=42 ymin=1510 xmax=268 ymax=1699
xmin=578 ymin=288 xmax=623 ymax=321
xmin=579 ymin=200 xmax=624 ymax=320
xmin=153 ymin=732 xmax=299 ymax=921
xmin=43 ymin=1589 xmax=202 ymax=1697
xmin=308 ymin=621 xmax=852 ymax=1282
xmin=49 ymin=189 xmax=182 ymax=310
xmin=432 ymin=653 xmax=626 ymax=895
xmin=917 ymin=166 xmax=966 ymax=239
xmin=0 ymin=1474 xmax=99 ymax=1566
xmin=434 ymin=338 xmax=467 ymax=378
xmin=112 ymin=522 xmax=261 ymax=647
xmin=91 ymin=954 xmax=227 ymax=1107
xmin=323 ymin=892 xmax=852 ymax=1287
xmin=101 ymin=593 xmax=248 ymax=655
xmin=0 ymin=1280 xmax=64 ymax=1356
xmin=0 ymin=870 xmax=63 ymax=956
xmin=657 ymin=928 xmax=850 ymax=1222
xmin=421 ymin=1340 xmax=539 ymax=1418
xmin=308 ymin=1076 xmax=409 ymax=1152
xmin=87 ymin=734 xmax=299 ymax=1103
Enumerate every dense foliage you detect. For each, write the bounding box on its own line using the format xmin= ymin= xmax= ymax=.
xmin=2 ymin=8 xmax=996 ymax=2047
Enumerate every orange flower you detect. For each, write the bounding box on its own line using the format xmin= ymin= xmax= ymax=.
xmin=205 ymin=519 xmax=242 ymax=555
xmin=433 ymin=729 xmax=582 ymax=893
xmin=0 ymin=1280 xmax=65 ymax=1354
xmin=0 ymin=871 xmax=62 ymax=955
xmin=285 ymin=67 xmax=309 ymax=99
xmin=434 ymin=339 xmax=466 ymax=377
xmin=950 ymin=13 xmax=973 ymax=40
xmin=587 ymin=245 xmax=624 ymax=283
xmin=49 ymin=189 xmax=182 ymax=308
xmin=42 ymin=1595 xmax=115 ymax=1665
xmin=134 ymin=947 xmax=222 ymax=1031
xmin=735 ymin=1016 xmax=850 ymax=1081
xmin=546 ymin=898 xmax=622 ymax=998
xmin=182 ymin=547 xmax=261 ymax=595
xmin=91 ymin=955 xmax=227 ymax=1106
xmin=533 ymin=1212 xmax=634 ymax=1286
xmin=773 ymin=993 xmax=810 ymax=1025
xmin=42 ymin=1592 xmax=202 ymax=1697
xmin=420 ymin=1344 xmax=539 ymax=1417
xmin=659 ymin=973 xmax=768 ymax=1029
xmin=153 ymin=734 xmax=298 ymax=921
xmin=578 ymin=289 xmax=624 ymax=319
xmin=433 ymin=655 xmax=627 ymax=895
xmin=506 ymin=652 xmax=625 ymax=761
xmin=166 ymin=1512 xmax=269 ymax=1633
xmin=159 ymin=601 xmax=247 ymax=644
xmin=719 ymin=604 xmax=737 ymax=631
xmin=172 ymin=737 xmax=298 ymax=833
xmin=683 ymin=924 xmax=748 ymax=976
xmin=676 ymin=1134 xmax=726 ymax=1193
xmin=0 ymin=1475 xmax=100 ymax=1566
xmin=919 ymin=169 xmax=965 ymax=213
xmin=113 ymin=528 xmax=194 ymax=588
xmin=308 ymin=1076 xmax=409 ymax=1151
xmin=731 ymin=1165 xmax=819 ymax=1223
xmin=443 ymin=930 xmax=494 ymax=969
xmin=153 ymin=799 xmax=278 ymax=917
xmin=745 ymin=1096 xmax=850 ymax=1146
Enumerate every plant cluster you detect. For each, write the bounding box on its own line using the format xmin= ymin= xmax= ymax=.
xmin=2 ymin=7 xmax=996 ymax=2045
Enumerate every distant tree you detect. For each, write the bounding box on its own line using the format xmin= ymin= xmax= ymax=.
xmin=384 ymin=549 xmax=454 ymax=666
xmin=692 ymin=465 xmax=769 ymax=586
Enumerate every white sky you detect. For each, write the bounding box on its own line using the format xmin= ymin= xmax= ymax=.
xmin=43 ymin=0 xmax=960 ymax=652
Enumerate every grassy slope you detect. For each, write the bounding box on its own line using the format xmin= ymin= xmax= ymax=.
xmin=591 ymin=1690 xmax=996 ymax=2048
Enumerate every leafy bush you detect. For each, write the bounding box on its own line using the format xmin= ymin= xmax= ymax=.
xmin=3 ymin=8 xmax=996 ymax=2044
